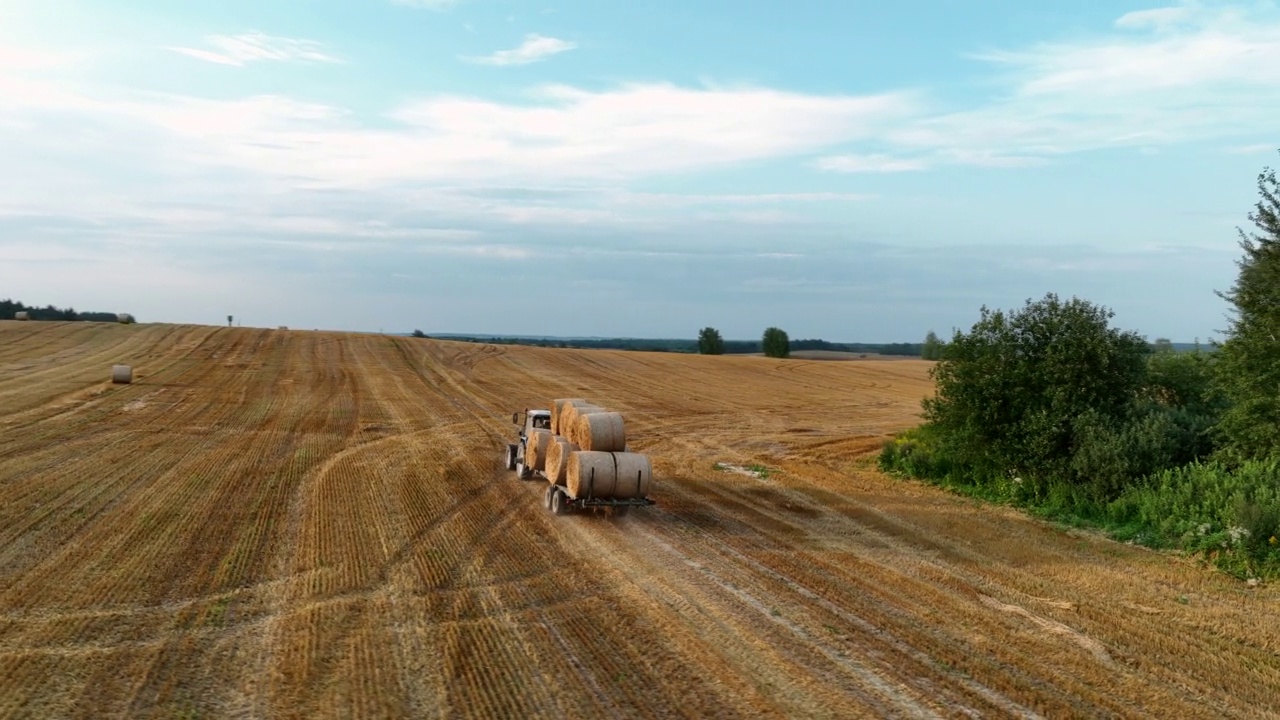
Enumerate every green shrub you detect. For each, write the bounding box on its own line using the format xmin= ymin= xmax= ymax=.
xmin=878 ymin=426 xmax=953 ymax=481
xmin=1110 ymin=459 xmax=1280 ymax=577
xmin=922 ymin=293 xmax=1150 ymax=496
xmin=1069 ymin=403 xmax=1217 ymax=502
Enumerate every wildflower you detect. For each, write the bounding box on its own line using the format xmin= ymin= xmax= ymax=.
xmin=1198 ymin=523 xmax=1211 ymax=536
xmin=1270 ymin=535 xmax=1278 ymax=546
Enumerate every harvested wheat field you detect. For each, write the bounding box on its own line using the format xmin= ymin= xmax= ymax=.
xmin=1 ymin=320 xmax=1278 ymax=719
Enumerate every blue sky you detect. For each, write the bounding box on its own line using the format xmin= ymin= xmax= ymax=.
xmin=1 ymin=0 xmax=1277 ymax=341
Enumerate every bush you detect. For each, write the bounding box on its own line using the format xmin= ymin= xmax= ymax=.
xmin=1110 ymin=459 xmax=1280 ymax=578
xmin=878 ymin=426 xmax=954 ymax=482
xmin=922 ymin=293 xmax=1149 ymax=498
xmin=1069 ymin=402 xmax=1218 ymax=502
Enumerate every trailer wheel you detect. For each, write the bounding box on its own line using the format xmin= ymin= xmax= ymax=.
xmin=543 ymin=484 xmax=556 ymax=511
xmin=516 ymin=460 xmax=530 ymax=480
xmin=504 ymin=444 xmax=517 ymax=471
xmin=551 ymin=488 xmax=568 ymax=515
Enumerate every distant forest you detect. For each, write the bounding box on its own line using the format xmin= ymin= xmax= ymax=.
xmin=423 ymin=334 xmax=926 ymax=356
xmin=0 ymin=298 xmax=125 ymax=323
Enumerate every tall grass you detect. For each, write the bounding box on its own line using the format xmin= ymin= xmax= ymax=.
xmin=1109 ymin=460 xmax=1280 ymax=578
xmin=880 ymin=429 xmax=1280 ymax=579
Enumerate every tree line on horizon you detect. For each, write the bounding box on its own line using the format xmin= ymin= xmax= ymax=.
xmin=426 ymin=328 xmax=924 ymax=357
xmin=880 ymin=152 xmax=1280 ymax=581
xmin=0 ymin=298 xmax=126 ymax=323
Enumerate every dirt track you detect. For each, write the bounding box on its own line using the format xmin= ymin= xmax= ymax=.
xmin=1 ymin=321 xmax=1277 ymax=719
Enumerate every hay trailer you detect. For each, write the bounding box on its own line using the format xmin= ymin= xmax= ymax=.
xmin=505 ymin=407 xmax=655 ymax=516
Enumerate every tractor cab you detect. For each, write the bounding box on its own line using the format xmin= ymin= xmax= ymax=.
xmin=506 ymin=409 xmax=552 ymax=477
xmin=511 ymin=409 xmax=552 ymax=440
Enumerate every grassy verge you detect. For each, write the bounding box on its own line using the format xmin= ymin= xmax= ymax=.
xmin=879 ymin=426 xmax=1280 ymax=581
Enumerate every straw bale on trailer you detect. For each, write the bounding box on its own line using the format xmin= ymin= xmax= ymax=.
xmin=14 ymin=311 xmax=29 ymax=321
xmin=560 ymin=402 xmax=603 ymax=444
xmin=551 ymin=398 xmax=587 ymax=435
xmin=573 ymin=411 xmax=626 ymax=452
xmin=111 ymin=365 xmax=133 ymax=384
xmin=525 ymin=429 xmax=553 ymax=471
xmin=566 ymin=451 xmax=652 ymax=500
xmin=545 ymin=436 xmax=579 ymax=486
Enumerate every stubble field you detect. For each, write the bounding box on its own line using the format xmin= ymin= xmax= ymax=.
xmin=0 ymin=321 xmax=1277 ymax=719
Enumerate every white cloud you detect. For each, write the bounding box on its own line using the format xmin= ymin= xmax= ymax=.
xmin=1114 ymin=6 xmax=1194 ymax=31
xmin=167 ymin=33 xmax=341 ymax=67
xmin=1226 ymin=143 xmax=1279 ymax=155
xmin=13 ymin=81 xmax=910 ymax=188
xmin=0 ymin=44 xmax=78 ymax=70
xmin=1 ymin=3 xmax=1279 ymax=276
xmin=460 ymin=34 xmax=576 ymax=66
xmin=391 ymin=0 xmax=462 ymax=9
xmin=814 ymin=153 xmax=928 ymax=173
xmin=862 ymin=3 xmax=1280 ymax=167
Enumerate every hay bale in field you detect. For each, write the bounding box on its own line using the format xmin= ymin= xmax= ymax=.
xmin=545 ymin=436 xmax=580 ymax=486
xmin=550 ymin=398 xmax=587 ymax=435
xmin=566 ymin=451 xmax=652 ymax=500
xmin=525 ymin=429 xmax=553 ymax=471
xmin=117 ymin=313 xmax=134 ymax=324
xmin=573 ymin=411 xmax=626 ymax=452
xmin=111 ymin=364 xmax=133 ymax=384
xmin=14 ymin=311 xmax=29 ymax=321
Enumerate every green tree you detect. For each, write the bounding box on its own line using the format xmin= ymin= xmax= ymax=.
xmin=698 ymin=326 xmax=725 ymax=355
xmin=921 ymin=330 xmax=944 ymax=360
xmin=1145 ymin=345 xmax=1224 ymax=416
xmin=922 ymin=293 xmax=1149 ymax=496
xmin=1151 ymin=337 xmax=1174 ymax=353
xmin=1214 ymin=154 xmax=1280 ymax=462
xmin=411 ymin=329 xmax=427 ymax=338
xmin=762 ymin=327 xmax=790 ymax=358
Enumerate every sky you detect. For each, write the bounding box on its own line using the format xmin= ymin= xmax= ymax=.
xmin=1 ymin=0 xmax=1277 ymax=342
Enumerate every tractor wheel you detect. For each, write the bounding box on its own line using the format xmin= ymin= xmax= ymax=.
xmin=504 ymin=444 xmax=517 ymax=471
xmin=544 ymin=484 xmax=556 ymax=511
xmin=551 ymin=488 xmax=568 ymax=515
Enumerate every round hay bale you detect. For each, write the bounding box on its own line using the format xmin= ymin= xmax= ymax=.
xmin=560 ymin=402 xmax=603 ymax=444
xmin=550 ymin=398 xmax=587 ymax=435
xmin=117 ymin=313 xmax=134 ymax=324
xmin=566 ymin=451 xmax=652 ymax=500
xmin=14 ymin=311 xmax=29 ymax=321
xmin=545 ymin=436 xmax=580 ymax=486
xmin=525 ymin=429 xmax=553 ymax=472
xmin=573 ymin=411 xmax=626 ymax=452
xmin=111 ymin=364 xmax=133 ymax=384
xmin=611 ymin=452 xmax=651 ymax=499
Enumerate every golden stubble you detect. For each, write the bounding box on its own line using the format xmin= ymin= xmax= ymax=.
xmin=0 ymin=323 xmax=1276 ymax=719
